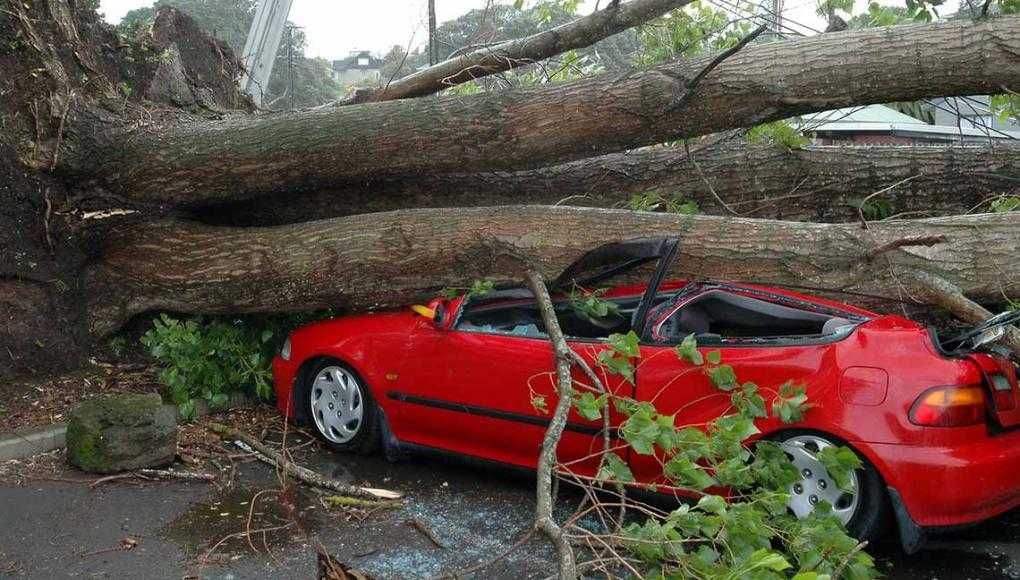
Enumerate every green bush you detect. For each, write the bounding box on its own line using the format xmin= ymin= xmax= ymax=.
xmin=140 ymin=314 xmax=292 ymax=419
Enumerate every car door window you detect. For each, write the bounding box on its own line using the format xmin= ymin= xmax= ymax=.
xmin=651 ymin=289 xmax=859 ymax=344
xmin=456 ymin=295 xmax=649 ymax=341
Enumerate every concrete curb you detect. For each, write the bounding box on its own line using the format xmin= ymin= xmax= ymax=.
xmin=0 ymin=392 xmax=254 ymax=462
xmin=0 ymin=424 xmax=67 ymax=461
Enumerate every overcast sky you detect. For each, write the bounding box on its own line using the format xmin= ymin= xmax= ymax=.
xmin=98 ymin=0 xmax=836 ymax=61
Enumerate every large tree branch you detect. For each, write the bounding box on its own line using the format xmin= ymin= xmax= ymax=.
xmin=198 ymin=143 xmax=1020 ymax=226
xmin=85 ymin=206 xmax=1020 ymax=335
xmin=344 ymin=0 xmax=693 ymax=105
xmin=905 ymin=271 xmax=1020 ymax=359
xmin=58 ymin=17 xmax=1020 ymax=207
xmin=525 ymin=268 xmax=579 ymax=580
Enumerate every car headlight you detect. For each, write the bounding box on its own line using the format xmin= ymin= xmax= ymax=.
xmin=281 ymin=337 xmax=292 ymax=361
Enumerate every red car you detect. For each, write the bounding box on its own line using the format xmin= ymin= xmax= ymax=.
xmin=272 ymin=239 xmax=1020 ymax=552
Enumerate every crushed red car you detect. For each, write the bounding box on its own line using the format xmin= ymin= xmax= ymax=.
xmin=272 ymin=238 xmax=1020 ymax=552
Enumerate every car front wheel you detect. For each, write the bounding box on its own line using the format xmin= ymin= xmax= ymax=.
xmin=302 ymin=359 xmax=380 ymax=454
xmin=777 ymin=432 xmax=888 ymax=542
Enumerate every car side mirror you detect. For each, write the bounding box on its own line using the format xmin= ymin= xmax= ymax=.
xmin=412 ymin=299 xmax=452 ymax=329
xmin=432 ymin=299 xmax=449 ymax=329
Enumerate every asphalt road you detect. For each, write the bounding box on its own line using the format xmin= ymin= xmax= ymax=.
xmin=2 ymin=445 xmax=1020 ymax=579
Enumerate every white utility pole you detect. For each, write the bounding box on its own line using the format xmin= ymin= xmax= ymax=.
xmin=761 ymin=0 xmax=784 ymax=40
xmin=239 ymin=0 xmax=294 ymax=106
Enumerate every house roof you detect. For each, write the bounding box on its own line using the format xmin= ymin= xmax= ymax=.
xmin=333 ymin=51 xmax=382 ymax=71
xmin=798 ymin=104 xmax=1020 ymax=141
xmin=801 ymin=104 xmax=926 ymax=126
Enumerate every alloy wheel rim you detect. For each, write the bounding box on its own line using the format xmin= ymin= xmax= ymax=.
xmin=781 ymin=435 xmax=859 ymax=525
xmin=310 ymin=366 xmax=364 ymax=443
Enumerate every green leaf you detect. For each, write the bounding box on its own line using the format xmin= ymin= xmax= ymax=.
xmin=816 ymin=445 xmax=863 ymax=492
xmin=706 ymin=349 xmax=722 ymax=365
xmin=597 ymin=350 xmax=635 ymax=384
xmin=574 ymin=391 xmax=606 ymax=421
xmin=773 ymin=382 xmax=811 ymax=423
xmin=597 ymin=453 xmax=634 ymax=483
xmin=178 ymin=399 xmax=196 ymax=421
xmin=675 ymin=333 xmax=703 ymax=365
xmin=745 ymin=548 xmax=792 ymax=573
xmin=696 ymin=494 xmax=727 ymax=514
xmin=708 ymin=364 xmax=738 ymax=391
xmin=607 ymin=330 xmax=640 ymax=358
xmin=621 ymin=406 xmax=660 ymax=455
xmin=531 ymin=394 xmax=548 ymax=415
xmin=209 ymin=392 xmax=229 ymax=409
xmin=664 ymin=455 xmax=715 ymax=490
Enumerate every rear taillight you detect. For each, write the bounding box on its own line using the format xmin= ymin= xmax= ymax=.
xmin=910 ymin=386 xmax=987 ymax=427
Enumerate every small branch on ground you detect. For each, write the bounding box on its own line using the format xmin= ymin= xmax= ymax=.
xmin=406 ymin=517 xmax=447 ymax=549
xmin=81 ymin=537 xmax=138 ymax=558
xmin=207 ymin=422 xmax=400 ymax=500
xmin=324 ymin=496 xmax=402 ymax=510
xmin=49 ymin=468 xmax=216 ymax=489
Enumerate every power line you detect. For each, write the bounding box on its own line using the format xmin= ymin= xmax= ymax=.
xmin=706 ymin=0 xmax=820 ymax=38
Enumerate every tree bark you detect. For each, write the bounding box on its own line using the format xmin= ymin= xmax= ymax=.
xmin=85 ymin=206 xmax=1020 ymax=335
xmin=526 ymin=268 xmax=579 ymax=580
xmin=198 ymin=143 xmax=1020 ymax=226
xmin=58 ymin=17 xmax=1020 ymax=207
xmin=344 ymin=0 xmax=692 ymax=105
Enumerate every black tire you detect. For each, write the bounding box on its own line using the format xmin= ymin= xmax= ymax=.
xmin=299 ymin=358 xmax=380 ymax=455
xmin=770 ymin=430 xmax=889 ymax=543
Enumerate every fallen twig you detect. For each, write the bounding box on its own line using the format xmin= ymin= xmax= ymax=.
xmin=207 ymin=422 xmax=401 ymax=500
xmin=88 ymin=468 xmax=216 ymax=488
xmin=81 ymin=537 xmax=138 ymax=558
xmin=324 ymin=495 xmax=402 ymax=510
xmin=406 ymin=517 xmax=447 ymax=549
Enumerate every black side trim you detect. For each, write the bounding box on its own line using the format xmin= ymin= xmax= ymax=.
xmin=387 ymin=391 xmax=604 ymax=437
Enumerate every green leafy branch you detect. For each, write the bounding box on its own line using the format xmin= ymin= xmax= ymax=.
xmin=557 ymin=331 xmax=875 ymax=578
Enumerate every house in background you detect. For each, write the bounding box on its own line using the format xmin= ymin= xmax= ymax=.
xmin=929 ymin=96 xmax=1020 ymax=134
xmin=331 ymin=50 xmax=382 ymax=87
xmin=798 ymin=103 xmax=1020 ymax=145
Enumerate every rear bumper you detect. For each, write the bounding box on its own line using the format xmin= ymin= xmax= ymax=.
xmin=864 ymin=429 xmax=1020 ymax=529
xmin=271 ymin=355 xmax=300 ymax=417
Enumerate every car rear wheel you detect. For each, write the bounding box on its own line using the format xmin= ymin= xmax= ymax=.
xmin=302 ymin=359 xmax=380 ymax=454
xmin=777 ymin=432 xmax=888 ymax=542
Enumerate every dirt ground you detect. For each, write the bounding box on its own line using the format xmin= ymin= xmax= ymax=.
xmin=0 ymin=364 xmax=162 ymax=434
xmin=3 ymin=401 xmax=1020 ymax=579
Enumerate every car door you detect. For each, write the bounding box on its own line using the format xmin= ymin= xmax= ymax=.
xmin=384 ymin=305 xmax=630 ymax=475
xmin=629 ymin=287 xmax=843 ymax=484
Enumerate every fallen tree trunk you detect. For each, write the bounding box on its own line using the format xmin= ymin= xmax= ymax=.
xmin=58 ymin=17 xmax=1020 ymax=207
xmin=85 ymin=206 xmax=1019 ymax=335
xmin=198 ymin=144 xmax=1020 ymax=226
xmin=344 ymin=0 xmax=692 ymax=105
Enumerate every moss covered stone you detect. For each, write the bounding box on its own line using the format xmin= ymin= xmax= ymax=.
xmin=66 ymin=393 xmax=177 ymax=474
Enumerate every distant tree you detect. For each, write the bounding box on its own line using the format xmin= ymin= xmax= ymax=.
xmin=119 ymin=0 xmax=255 ymax=51
xmin=847 ymin=2 xmax=913 ymax=27
xmin=117 ymin=0 xmax=340 ymax=107
xmin=379 ymin=44 xmax=425 ymax=84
